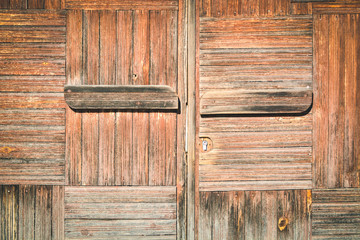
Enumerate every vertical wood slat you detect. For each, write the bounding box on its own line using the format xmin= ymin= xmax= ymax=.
xmin=18 ymin=185 xmax=35 ymax=240
xmin=66 ymin=10 xmax=82 ymax=185
xmin=176 ymin=0 xmax=186 ymax=238
xmin=132 ymin=10 xmax=150 ymax=185
xmin=81 ymin=10 xmax=99 ymax=186
xmin=313 ymin=12 xmax=360 ymax=188
xmin=115 ymin=10 xmax=133 ymax=186
xmin=98 ymin=10 xmax=116 ymax=185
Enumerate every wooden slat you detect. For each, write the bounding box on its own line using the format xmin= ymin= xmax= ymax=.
xmin=65 ymin=10 xmax=83 ymax=186
xmin=27 ymin=0 xmax=45 ymax=8
xmin=65 ymin=0 xmax=178 ymax=10
xmin=313 ymin=3 xmax=360 ymax=14
xmin=18 ymin=185 xmax=35 ymax=240
xmin=65 ymin=85 xmax=178 ymax=110
xmin=98 ymin=10 xmax=116 ymax=186
xmin=51 ymin=186 xmax=64 ymax=240
xmin=114 ymin=10 xmax=133 ymax=186
xmin=0 ymin=125 xmax=64 ymax=143
xmin=312 ymin=189 xmax=360 ymax=239
xmin=34 ymin=186 xmax=52 ymax=239
xmin=65 ymin=186 xmax=176 ymax=239
xmin=200 ymin=89 xmax=312 ymax=115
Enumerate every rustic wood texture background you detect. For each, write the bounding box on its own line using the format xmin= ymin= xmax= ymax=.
xmin=0 ymin=10 xmax=66 ymax=185
xmin=0 ymin=0 xmax=359 ymax=239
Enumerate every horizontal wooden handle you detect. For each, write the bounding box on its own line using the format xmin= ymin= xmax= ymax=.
xmin=64 ymin=85 xmax=178 ymax=110
xmin=200 ymin=89 xmax=312 ymax=115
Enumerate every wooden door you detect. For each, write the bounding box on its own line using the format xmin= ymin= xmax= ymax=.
xmin=1 ymin=0 xmax=360 ymax=240
xmin=0 ymin=0 xmax=187 ymax=239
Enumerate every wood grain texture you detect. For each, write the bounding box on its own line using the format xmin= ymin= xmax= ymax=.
xmin=199 ymin=190 xmax=310 ymax=239
xmin=199 ymin=0 xmax=314 ymax=17
xmin=0 ymin=10 xmax=66 ymax=185
xmin=312 ymin=189 xmax=360 ymax=239
xmin=66 ymin=9 xmax=179 ymax=187
xmin=313 ymin=3 xmax=360 ymax=14
xmin=2 ymin=185 xmax=64 ymax=240
xmin=65 ymin=0 xmax=178 ymax=10
xmin=64 ymin=186 xmax=176 ymax=239
xmin=198 ymin=13 xmax=313 ymax=191
xmin=313 ymin=13 xmax=360 ymax=188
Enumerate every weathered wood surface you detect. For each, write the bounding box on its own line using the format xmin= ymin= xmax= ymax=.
xmin=313 ymin=3 xmax=360 ymax=14
xmin=200 ymin=89 xmax=312 ymax=115
xmin=312 ymin=189 xmax=360 ymax=239
xmin=66 ymin=9 xmax=178 ymax=186
xmin=64 ymin=186 xmax=177 ymax=239
xmin=0 ymin=0 xmax=64 ymax=9
xmin=64 ymin=85 xmax=179 ymax=110
xmin=199 ymin=190 xmax=310 ymax=240
xmin=65 ymin=0 xmax=178 ymax=10
xmin=1 ymin=185 xmax=64 ymax=240
xmin=0 ymin=10 xmax=66 ymax=185
xmin=313 ymin=13 xmax=360 ymax=188
xmin=199 ymin=0 xmax=312 ymax=17
xmin=199 ymin=14 xmax=313 ymax=191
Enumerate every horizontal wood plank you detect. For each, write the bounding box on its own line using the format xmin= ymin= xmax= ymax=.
xmin=0 ymin=10 xmax=66 ymax=25
xmin=0 ymin=76 xmax=65 ymax=92
xmin=0 ymin=93 xmax=65 ymax=109
xmin=200 ymin=89 xmax=312 ymax=115
xmin=0 ymin=109 xmax=64 ymax=125
xmin=313 ymin=3 xmax=360 ymax=14
xmin=64 ymin=85 xmax=178 ymax=110
xmin=65 ymin=219 xmax=176 ymax=239
xmin=65 ymin=0 xmax=178 ymax=10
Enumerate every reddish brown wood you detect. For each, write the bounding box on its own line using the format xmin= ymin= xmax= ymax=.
xmin=313 ymin=3 xmax=360 ymax=14
xmin=27 ymin=0 xmax=44 ymax=8
xmin=115 ymin=10 xmax=133 ymax=185
xmin=65 ymin=10 xmax=82 ymax=185
xmin=313 ymin=12 xmax=360 ymax=188
xmin=65 ymin=0 xmax=178 ymax=10
xmin=9 ymin=0 xmax=26 ymax=9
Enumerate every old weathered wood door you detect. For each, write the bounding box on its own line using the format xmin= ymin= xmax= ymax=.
xmin=1 ymin=0 xmax=360 ymax=239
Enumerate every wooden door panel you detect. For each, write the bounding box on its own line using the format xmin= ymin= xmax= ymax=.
xmin=199 ymin=14 xmax=313 ymax=191
xmin=64 ymin=186 xmax=176 ymax=239
xmin=66 ymin=8 xmax=178 ymax=186
xmin=313 ymin=11 xmax=360 ymax=188
xmin=0 ymin=10 xmax=66 ymax=185
xmin=199 ymin=190 xmax=311 ymax=240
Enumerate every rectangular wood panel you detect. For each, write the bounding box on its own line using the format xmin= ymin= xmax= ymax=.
xmin=312 ymin=189 xmax=360 ymax=239
xmin=66 ymin=9 xmax=178 ymax=186
xmin=64 ymin=186 xmax=176 ymax=239
xmin=199 ymin=190 xmax=310 ymax=239
xmin=313 ymin=13 xmax=360 ymax=188
xmin=0 ymin=10 xmax=66 ymax=185
xmin=199 ymin=14 xmax=313 ymax=191
xmin=1 ymin=185 xmax=64 ymax=240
